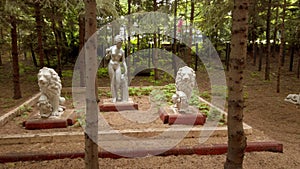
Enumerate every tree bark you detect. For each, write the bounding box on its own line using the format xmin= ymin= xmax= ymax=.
xmin=10 ymin=16 xmax=22 ymax=99
xmin=172 ymin=0 xmax=178 ymax=77
xmin=153 ymin=0 xmax=159 ymax=80
xmin=79 ymin=13 xmax=86 ymax=87
xmin=187 ymin=0 xmax=195 ymax=67
xmin=0 ymin=28 xmax=3 ymax=66
xmin=224 ymin=0 xmax=249 ymax=168
xmin=84 ymin=0 xmax=99 ymax=168
xmin=272 ymin=6 xmax=279 ymax=58
xmin=51 ymin=7 xmax=62 ymax=77
xmin=265 ymin=0 xmax=272 ymax=81
xmin=258 ymin=42 xmax=263 ymax=71
xmin=30 ymin=40 xmax=38 ymax=67
xmin=35 ymin=2 xmax=44 ymax=68
xmin=250 ymin=0 xmax=257 ymax=66
xmin=127 ymin=0 xmax=131 ymax=80
xmin=277 ymin=0 xmax=286 ymax=93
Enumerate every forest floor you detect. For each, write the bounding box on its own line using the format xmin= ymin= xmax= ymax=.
xmin=0 ymin=55 xmax=299 ymax=168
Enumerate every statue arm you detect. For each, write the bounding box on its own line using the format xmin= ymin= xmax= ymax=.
xmin=105 ymin=47 xmax=112 ymax=60
xmin=122 ymin=52 xmax=127 ymax=76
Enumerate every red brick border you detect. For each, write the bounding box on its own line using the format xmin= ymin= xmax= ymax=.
xmin=99 ymin=102 xmax=138 ymax=112
xmin=159 ymin=107 xmax=206 ymax=125
xmin=0 ymin=142 xmax=283 ymax=163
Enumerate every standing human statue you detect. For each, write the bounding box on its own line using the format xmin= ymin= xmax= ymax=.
xmin=105 ymin=35 xmax=129 ymax=102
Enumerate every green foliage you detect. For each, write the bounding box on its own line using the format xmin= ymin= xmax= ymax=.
xmin=129 ymin=86 xmax=153 ymax=96
xmin=18 ymin=105 xmax=32 ymax=113
xmin=250 ymin=71 xmax=260 ymax=78
xmin=62 ymin=70 xmax=73 ymax=78
xmin=243 ymin=91 xmax=249 ymax=100
xmin=17 ymin=105 xmax=32 ymax=118
xmin=200 ymin=91 xmax=210 ymax=99
xmin=97 ymin=68 xmax=109 ymax=78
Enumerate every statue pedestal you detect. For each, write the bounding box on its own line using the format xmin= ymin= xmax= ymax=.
xmin=23 ymin=109 xmax=77 ymax=130
xmin=99 ymin=98 xmax=138 ymax=112
xmin=159 ymin=106 xmax=206 ymax=125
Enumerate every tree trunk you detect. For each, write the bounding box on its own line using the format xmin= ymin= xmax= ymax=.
xmin=79 ymin=14 xmax=86 ymax=87
xmin=272 ymin=6 xmax=279 ymax=58
xmin=84 ymin=0 xmax=99 ymax=168
xmin=258 ymin=42 xmax=263 ymax=71
xmin=277 ymin=0 xmax=286 ymax=93
xmin=153 ymin=0 xmax=159 ymax=80
xmin=11 ymin=16 xmax=22 ymax=99
xmin=30 ymin=41 xmax=38 ymax=67
xmin=58 ymin=21 xmax=69 ymax=64
xmin=289 ymin=45 xmax=294 ymax=72
xmin=127 ymin=0 xmax=131 ymax=80
xmin=172 ymin=0 xmax=178 ymax=77
xmin=0 ymin=28 xmax=3 ymax=66
xmin=250 ymin=0 xmax=257 ymax=66
xmin=224 ymin=0 xmax=249 ymax=168
xmin=187 ymin=0 xmax=194 ymax=67
xmin=265 ymin=0 xmax=272 ymax=81
xmin=51 ymin=7 xmax=62 ymax=77
xmin=35 ymin=2 xmax=44 ymax=68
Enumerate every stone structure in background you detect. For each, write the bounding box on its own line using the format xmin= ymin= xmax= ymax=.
xmin=105 ymin=35 xmax=129 ymax=102
xmin=172 ymin=66 xmax=196 ymax=113
xmin=37 ymin=67 xmax=65 ymax=118
xmin=285 ymin=93 xmax=300 ymax=105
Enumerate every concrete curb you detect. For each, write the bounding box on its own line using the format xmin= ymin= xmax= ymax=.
xmin=0 ymin=123 xmax=252 ymax=145
xmin=0 ymin=142 xmax=283 ymax=163
xmin=0 ymin=92 xmax=41 ymax=127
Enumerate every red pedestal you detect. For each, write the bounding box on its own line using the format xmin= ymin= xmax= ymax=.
xmin=99 ymin=99 xmax=138 ymax=112
xmin=23 ymin=110 xmax=77 ymax=130
xmin=159 ymin=107 xmax=206 ymax=125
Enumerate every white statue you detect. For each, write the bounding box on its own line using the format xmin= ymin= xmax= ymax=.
xmin=285 ymin=93 xmax=300 ymax=105
xmin=105 ymin=35 xmax=129 ymax=102
xmin=37 ymin=67 xmax=65 ymax=118
xmin=172 ymin=66 xmax=196 ymax=113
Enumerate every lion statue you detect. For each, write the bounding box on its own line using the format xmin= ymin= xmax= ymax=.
xmin=285 ymin=93 xmax=300 ymax=105
xmin=172 ymin=66 xmax=196 ymax=113
xmin=37 ymin=67 xmax=65 ymax=118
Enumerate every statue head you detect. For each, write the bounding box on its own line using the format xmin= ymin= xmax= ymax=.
xmin=114 ymin=35 xmax=123 ymax=48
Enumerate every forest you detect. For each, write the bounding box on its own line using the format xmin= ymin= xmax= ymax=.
xmin=0 ymin=0 xmax=299 ymax=168
xmin=0 ymin=0 xmax=299 ymax=99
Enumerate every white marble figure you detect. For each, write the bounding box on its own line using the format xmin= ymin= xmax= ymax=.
xmin=105 ymin=35 xmax=129 ymax=102
xmin=285 ymin=93 xmax=300 ymax=105
xmin=37 ymin=67 xmax=65 ymax=118
xmin=172 ymin=66 xmax=196 ymax=113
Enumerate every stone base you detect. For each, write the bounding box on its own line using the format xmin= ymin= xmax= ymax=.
xmin=159 ymin=106 xmax=206 ymax=125
xmin=23 ymin=109 xmax=77 ymax=130
xmin=99 ymin=98 xmax=138 ymax=112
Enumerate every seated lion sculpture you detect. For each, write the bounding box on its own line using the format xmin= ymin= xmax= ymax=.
xmin=285 ymin=93 xmax=300 ymax=105
xmin=172 ymin=66 xmax=196 ymax=113
xmin=37 ymin=67 xmax=65 ymax=118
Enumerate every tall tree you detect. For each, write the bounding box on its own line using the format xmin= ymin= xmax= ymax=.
xmin=34 ymin=2 xmax=44 ymax=67
xmin=11 ymin=15 xmax=22 ymax=99
xmin=153 ymin=0 xmax=159 ymax=81
xmin=0 ymin=28 xmax=3 ymax=66
xmin=50 ymin=6 xmax=62 ymax=76
xmin=272 ymin=5 xmax=279 ymax=58
xmin=84 ymin=0 xmax=99 ymax=168
xmin=225 ymin=0 xmax=249 ymax=168
xmin=265 ymin=0 xmax=272 ymax=80
xmin=79 ymin=13 xmax=86 ymax=87
xmin=187 ymin=0 xmax=195 ymax=67
xmin=276 ymin=0 xmax=286 ymax=93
